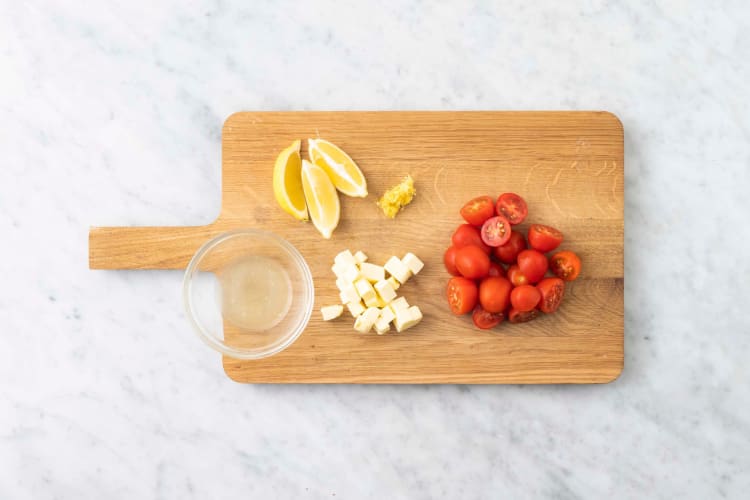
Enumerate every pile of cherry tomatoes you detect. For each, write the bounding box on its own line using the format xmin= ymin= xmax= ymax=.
xmin=444 ymin=193 xmax=582 ymax=330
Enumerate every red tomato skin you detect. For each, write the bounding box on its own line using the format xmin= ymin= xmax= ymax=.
xmin=493 ymin=231 xmax=527 ymax=264
xmin=472 ymin=306 xmax=504 ymax=329
xmin=460 ymin=196 xmax=495 ymax=226
xmin=478 ymin=276 xmax=512 ymax=313
xmin=507 ymin=265 xmax=529 ymax=286
xmin=516 ymin=249 xmax=549 ymax=284
xmin=443 ymin=246 xmax=460 ymax=276
xmin=446 ymin=277 xmax=478 ymax=315
xmin=537 ymin=277 xmax=565 ymax=313
xmin=455 ymin=245 xmax=491 ymax=279
xmin=452 ymin=224 xmax=491 ymax=254
xmin=549 ymin=251 xmax=582 ymax=281
xmin=480 ymin=216 xmax=512 ymax=247
xmin=528 ymin=224 xmax=563 ymax=253
xmin=510 ymin=285 xmax=542 ymax=312
xmin=496 ymin=193 xmax=528 ymax=225
xmin=487 ymin=262 xmax=506 ymax=278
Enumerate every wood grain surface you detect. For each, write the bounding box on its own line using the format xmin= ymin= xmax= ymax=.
xmin=89 ymin=111 xmax=624 ymax=384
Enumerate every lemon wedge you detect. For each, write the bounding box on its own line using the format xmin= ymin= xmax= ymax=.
xmin=272 ymin=140 xmax=308 ymax=220
xmin=308 ymin=138 xmax=368 ymax=198
xmin=301 ymin=159 xmax=340 ymax=239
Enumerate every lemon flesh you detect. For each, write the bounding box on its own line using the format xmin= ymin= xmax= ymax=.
xmin=301 ymin=159 xmax=341 ymax=239
xmin=308 ymin=138 xmax=368 ymax=198
xmin=273 ymin=140 xmax=308 ymax=221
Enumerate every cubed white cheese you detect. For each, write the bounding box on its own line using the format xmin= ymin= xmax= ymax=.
xmin=378 ymin=306 xmax=395 ymax=325
xmin=339 ymin=284 xmax=360 ymax=305
xmin=359 ymin=262 xmax=385 ymax=283
xmin=384 ymin=256 xmax=412 ymax=284
xmin=320 ymin=304 xmax=343 ymax=321
xmin=340 ymin=262 xmax=360 ymax=283
xmin=374 ymin=279 xmax=397 ymax=303
xmin=346 ymin=301 xmax=365 ymax=317
xmin=394 ymin=305 xmax=423 ymax=332
xmin=354 ymin=278 xmax=377 ymax=302
xmin=354 ymin=250 xmax=368 ymax=264
xmin=374 ymin=316 xmax=391 ymax=335
xmin=334 ymin=250 xmax=357 ymax=267
xmin=331 ymin=262 xmax=359 ymax=282
xmin=406 ymin=305 xmax=423 ymax=327
xmin=388 ymin=296 xmax=410 ymax=314
xmin=331 ymin=262 xmax=347 ymax=278
xmin=354 ymin=307 xmax=380 ymax=333
xmin=363 ymin=294 xmax=381 ymax=308
xmin=386 ymin=276 xmax=400 ymax=290
xmin=335 ymin=277 xmax=349 ymax=291
xmin=402 ymin=252 xmax=424 ymax=275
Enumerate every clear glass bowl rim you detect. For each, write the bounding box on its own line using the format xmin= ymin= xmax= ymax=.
xmin=182 ymin=228 xmax=314 ymax=360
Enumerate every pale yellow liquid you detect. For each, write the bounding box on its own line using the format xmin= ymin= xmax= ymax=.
xmin=218 ymin=255 xmax=292 ymax=332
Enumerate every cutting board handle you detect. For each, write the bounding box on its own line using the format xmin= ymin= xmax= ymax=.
xmin=89 ymin=226 xmax=218 ymax=270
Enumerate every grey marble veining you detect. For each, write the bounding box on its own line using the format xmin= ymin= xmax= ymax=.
xmin=1 ymin=1 xmax=749 ymax=498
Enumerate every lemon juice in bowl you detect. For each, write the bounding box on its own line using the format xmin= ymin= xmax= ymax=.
xmin=218 ymin=255 xmax=292 ymax=331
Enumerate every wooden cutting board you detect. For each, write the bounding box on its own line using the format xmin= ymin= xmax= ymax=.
xmin=90 ymin=111 xmax=624 ymax=384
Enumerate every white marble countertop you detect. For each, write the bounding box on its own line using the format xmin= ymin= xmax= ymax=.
xmin=2 ymin=1 xmax=749 ymax=498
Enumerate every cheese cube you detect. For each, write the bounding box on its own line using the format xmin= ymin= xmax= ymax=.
xmin=402 ymin=252 xmax=424 ymax=275
xmin=374 ymin=316 xmax=391 ymax=335
xmin=394 ymin=305 xmax=423 ymax=332
xmin=339 ymin=284 xmax=360 ymax=305
xmin=354 ymin=307 xmax=380 ymax=333
xmin=378 ymin=306 xmax=395 ymax=325
xmin=354 ymin=278 xmax=377 ymax=302
xmin=331 ymin=262 xmax=346 ymax=278
xmin=374 ymin=279 xmax=397 ymax=303
xmin=331 ymin=261 xmax=359 ymax=282
xmin=384 ymin=256 xmax=412 ymax=284
xmin=359 ymin=262 xmax=386 ymax=283
xmin=363 ymin=294 xmax=381 ymax=308
xmin=346 ymin=301 xmax=365 ymax=317
xmin=342 ymin=263 xmax=360 ymax=282
xmin=354 ymin=251 xmax=368 ymax=264
xmin=388 ymin=296 xmax=410 ymax=314
xmin=335 ymin=277 xmax=349 ymax=291
xmin=387 ymin=276 xmax=400 ymax=290
xmin=320 ymin=304 xmax=343 ymax=321
xmin=334 ymin=250 xmax=357 ymax=267
xmin=375 ymin=296 xmax=388 ymax=308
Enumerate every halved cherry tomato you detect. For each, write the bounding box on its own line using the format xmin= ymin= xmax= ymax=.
xmin=528 ymin=224 xmax=563 ymax=253
xmin=460 ymin=196 xmax=495 ymax=226
xmin=508 ymin=307 xmax=539 ymax=323
xmin=452 ymin=224 xmax=491 ymax=254
xmin=510 ymin=285 xmax=541 ymax=312
xmin=537 ymin=277 xmax=565 ymax=313
xmin=480 ymin=216 xmax=511 ymax=247
xmin=549 ymin=250 xmax=581 ymax=281
xmin=507 ymin=265 xmax=529 ymax=286
xmin=443 ymin=246 xmax=460 ymax=276
xmin=516 ymin=249 xmax=548 ymax=284
xmin=455 ymin=245 xmax=490 ymax=279
xmin=493 ymin=230 xmax=527 ymax=264
xmin=487 ymin=261 xmax=506 ymax=278
xmin=447 ymin=277 xmax=478 ymax=315
xmin=478 ymin=276 xmax=512 ymax=313
xmin=472 ymin=306 xmax=504 ymax=329
xmin=496 ymin=193 xmax=528 ymax=225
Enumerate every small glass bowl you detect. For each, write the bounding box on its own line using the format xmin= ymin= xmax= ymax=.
xmin=182 ymin=229 xmax=314 ymax=359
